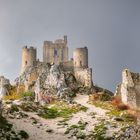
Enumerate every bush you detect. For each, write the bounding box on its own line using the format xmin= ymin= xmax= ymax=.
xmin=111 ymin=96 xmax=121 ymax=106
xmin=41 ymin=107 xmax=59 ymax=119
xmin=10 ymin=104 xmax=19 ymax=113
xmin=0 ymin=115 xmax=13 ymax=131
xmin=18 ymin=130 xmax=29 ymax=139
xmin=117 ymin=104 xmax=129 ymax=111
xmin=111 ymin=97 xmax=129 ymax=111
xmin=21 ymin=91 xmax=34 ymax=98
xmin=89 ymin=92 xmax=112 ymax=102
xmin=39 ymin=102 xmax=87 ymax=119
xmin=93 ymin=123 xmax=107 ymax=139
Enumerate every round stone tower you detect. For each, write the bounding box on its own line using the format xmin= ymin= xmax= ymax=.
xmin=21 ymin=46 xmax=37 ymax=73
xmin=73 ymin=47 xmax=88 ymax=69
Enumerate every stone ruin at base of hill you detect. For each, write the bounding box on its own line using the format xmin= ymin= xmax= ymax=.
xmin=0 ymin=76 xmax=10 ymax=100
xmin=116 ymin=69 xmax=140 ymax=109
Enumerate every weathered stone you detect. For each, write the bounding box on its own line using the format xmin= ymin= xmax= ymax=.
xmin=118 ymin=69 xmax=140 ymax=109
xmin=0 ymin=76 xmax=10 ymax=100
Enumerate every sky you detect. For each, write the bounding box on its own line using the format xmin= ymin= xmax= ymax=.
xmin=0 ymin=0 xmax=140 ymax=92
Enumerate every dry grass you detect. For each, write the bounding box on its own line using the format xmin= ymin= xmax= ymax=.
xmin=4 ymin=86 xmax=20 ymax=100
xmin=111 ymin=96 xmax=129 ymax=111
xmin=4 ymin=85 xmax=34 ymax=100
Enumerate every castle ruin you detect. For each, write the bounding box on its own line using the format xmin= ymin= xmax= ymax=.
xmin=116 ymin=69 xmax=140 ymax=109
xmin=20 ymin=36 xmax=93 ymax=88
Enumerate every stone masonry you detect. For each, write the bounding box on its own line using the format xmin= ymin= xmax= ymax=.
xmin=118 ymin=69 xmax=140 ymax=109
xmin=20 ymin=36 xmax=93 ymax=88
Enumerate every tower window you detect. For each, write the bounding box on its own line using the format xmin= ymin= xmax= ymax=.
xmin=80 ymin=61 xmax=82 ymax=66
xmin=54 ymin=49 xmax=57 ymax=56
xmin=25 ymin=61 xmax=27 ymax=65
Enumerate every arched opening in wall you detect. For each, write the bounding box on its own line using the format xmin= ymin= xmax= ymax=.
xmin=25 ymin=61 xmax=27 ymax=65
xmin=61 ymin=50 xmax=64 ymax=61
xmin=80 ymin=61 xmax=82 ymax=67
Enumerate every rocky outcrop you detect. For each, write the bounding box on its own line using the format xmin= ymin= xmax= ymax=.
xmin=117 ymin=69 xmax=140 ymax=109
xmin=16 ymin=64 xmax=78 ymax=103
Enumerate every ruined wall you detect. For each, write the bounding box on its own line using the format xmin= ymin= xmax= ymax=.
xmin=0 ymin=76 xmax=10 ymax=100
xmin=21 ymin=46 xmax=37 ymax=74
xmin=43 ymin=36 xmax=68 ymax=64
xmin=74 ymin=68 xmax=93 ymax=88
xmin=73 ymin=47 xmax=88 ymax=69
xmin=60 ymin=60 xmax=74 ymax=72
xmin=120 ymin=69 xmax=140 ymax=109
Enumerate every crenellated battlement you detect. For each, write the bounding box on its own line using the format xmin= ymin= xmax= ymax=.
xmin=22 ymin=46 xmax=36 ymax=51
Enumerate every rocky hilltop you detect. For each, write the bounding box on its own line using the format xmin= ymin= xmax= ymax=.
xmin=0 ymin=65 xmax=140 ymax=140
xmin=15 ymin=63 xmax=87 ymax=104
xmin=0 ymin=36 xmax=140 ymax=140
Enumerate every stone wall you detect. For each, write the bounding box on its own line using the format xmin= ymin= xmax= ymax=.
xmin=73 ymin=47 xmax=88 ymax=69
xmin=60 ymin=60 xmax=74 ymax=72
xmin=120 ymin=69 xmax=140 ymax=109
xmin=0 ymin=76 xmax=10 ymax=100
xmin=74 ymin=68 xmax=93 ymax=88
xmin=21 ymin=46 xmax=37 ymax=74
xmin=43 ymin=36 xmax=68 ymax=64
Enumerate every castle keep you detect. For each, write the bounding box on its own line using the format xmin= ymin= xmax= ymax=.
xmin=20 ymin=36 xmax=93 ymax=88
xmin=43 ymin=35 xmax=68 ymax=64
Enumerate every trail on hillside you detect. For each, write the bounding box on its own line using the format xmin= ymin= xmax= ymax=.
xmin=8 ymin=94 xmax=109 ymax=140
xmin=74 ymin=94 xmax=107 ymax=116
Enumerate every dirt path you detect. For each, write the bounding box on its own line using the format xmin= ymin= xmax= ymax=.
xmin=66 ymin=94 xmax=109 ymax=133
xmin=8 ymin=94 xmax=109 ymax=140
xmin=74 ymin=94 xmax=107 ymax=116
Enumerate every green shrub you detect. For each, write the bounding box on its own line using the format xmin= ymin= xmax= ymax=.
xmin=93 ymin=123 xmax=107 ymax=140
xmin=0 ymin=115 xmax=13 ymax=131
xmin=41 ymin=107 xmax=59 ymax=119
xmin=21 ymin=91 xmax=34 ymax=98
xmin=18 ymin=130 xmax=29 ymax=139
xmin=39 ymin=102 xmax=87 ymax=119
xmin=10 ymin=104 xmax=19 ymax=113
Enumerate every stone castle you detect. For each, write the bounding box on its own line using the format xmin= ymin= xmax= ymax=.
xmin=20 ymin=36 xmax=93 ymax=88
